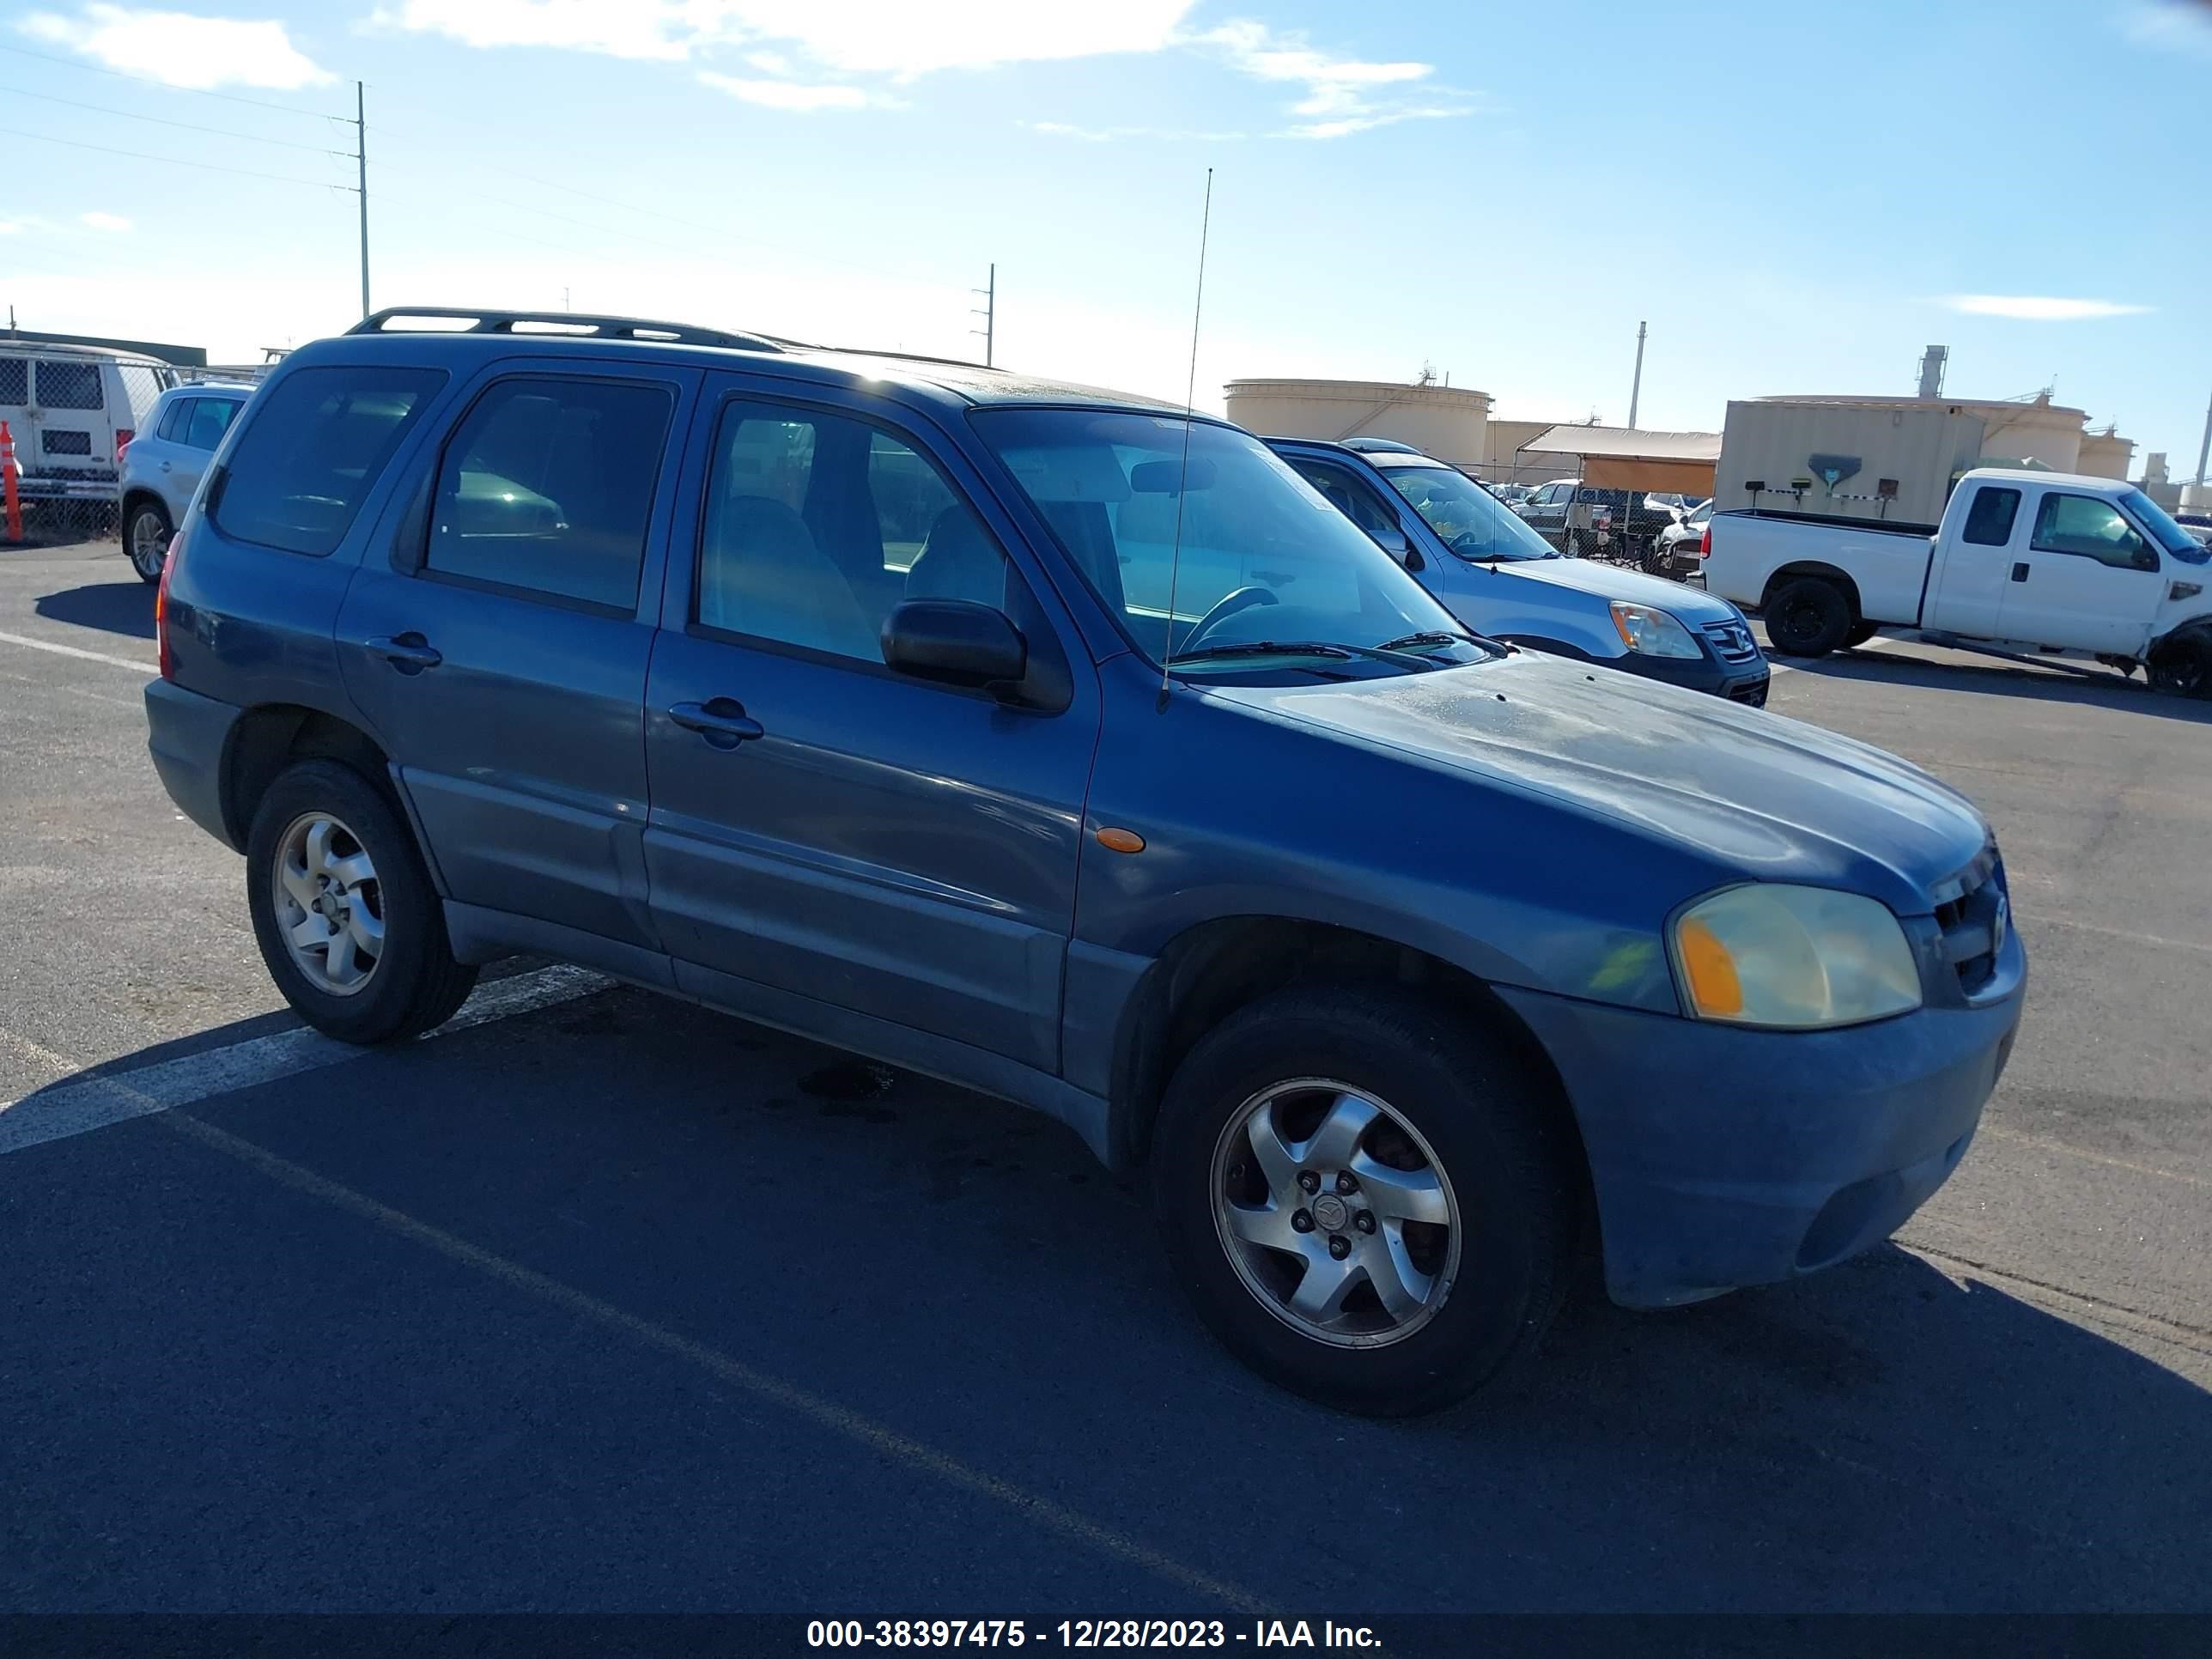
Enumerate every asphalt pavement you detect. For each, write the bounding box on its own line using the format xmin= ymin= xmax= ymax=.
xmin=3 ymin=541 xmax=2208 ymax=1620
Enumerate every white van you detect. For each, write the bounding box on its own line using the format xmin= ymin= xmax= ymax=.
xmin=0 ymin=341 xmax=176 ymax=526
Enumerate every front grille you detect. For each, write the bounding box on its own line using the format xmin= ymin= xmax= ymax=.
xmin=1726 ymin=677 xmax=1769 ymax=707
xmin=1703 ymin=618 xmax=1760 ymax=662
xmin=1934 ymin=847 xmax=2008 ymax=995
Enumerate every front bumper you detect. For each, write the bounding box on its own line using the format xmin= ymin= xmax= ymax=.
xmin=144 ymin=678 xmax=244 ymax=850
xmin=1496 ymin=927 xmax=2026 ymax=1306
xmin=1607 ymin=646 xmax=1771 ymax=707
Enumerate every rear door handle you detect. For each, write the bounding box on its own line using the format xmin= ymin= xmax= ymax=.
xmin=668 ymin=698 xmax=765 ymax=749
xmin=364 ymin=633 xmax=443 ymax=672
xmin=2010 ymin=562 xmax=2030 ymax=583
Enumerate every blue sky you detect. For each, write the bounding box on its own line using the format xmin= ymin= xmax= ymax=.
xmin=3 ymin=0 xmax=2208 ymax=467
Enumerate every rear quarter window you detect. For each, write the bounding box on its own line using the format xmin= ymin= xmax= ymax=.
xmin=212 ymin=366 xmax=447 ymax=556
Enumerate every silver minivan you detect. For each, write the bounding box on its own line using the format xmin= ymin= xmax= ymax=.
xmin=117 ymin=382 xmax=254 ymax=580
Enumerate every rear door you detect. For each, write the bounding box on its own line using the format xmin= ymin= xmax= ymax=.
xmin=27 ymin=356 xmax=112 ymax=477
xmin=161 ymin=395 xmax=243 ymax=518
xmin=641 ymin=373 xmax=1097 ymax=1072
xmin=1996 ymin=488 xmax=2166 ymax=655
xmin=336 ymin=360 xmax=696 ymax=952
xmin=1926 ymin=481 xmax=2022 ymax=637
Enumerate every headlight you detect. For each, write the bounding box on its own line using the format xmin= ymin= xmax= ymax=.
xmin=1670 ymin=884 xmax=1922 ymax=1028
xmin=1609 ymin=600 xmax=1703 ymax=659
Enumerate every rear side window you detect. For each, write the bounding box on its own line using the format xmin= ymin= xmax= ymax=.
xmin=157 ymin=397 xmax=192 ymax=441
xmin=214 ymin=366 xmax=446 ymax=556
xmin=1960 ymin=486 xmax=2021 ymax=547
xmin=0 ymin=357 xmax=26 ymax=404
xmin=426 ymin=375 xmax=673 ymax=611
xmin=34 ymin=361 xmax=104 ymax=410
xmin=183 ymin=397 xmax=238 ymax=451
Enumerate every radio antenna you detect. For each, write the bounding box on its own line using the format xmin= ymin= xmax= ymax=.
xmin=1158 ymin=166 xmax=1215 ymax=713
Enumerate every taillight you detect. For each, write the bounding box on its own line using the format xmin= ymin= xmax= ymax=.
xmin=1698 ymin=522 xmax=1712 ymax=559
xmin=155 ymin=530 xmax=183 ymax=680
xmin=115 ymin=428 xmax=134 ymax=461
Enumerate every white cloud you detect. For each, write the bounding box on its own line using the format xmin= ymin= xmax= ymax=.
xmin=698 ymin=71 xmax=872 ymax=110
xmin=1027 ymin=119 xmax=1245 ymax=143
xmin=21 ymin=3 xmax=334 ymax=89
xmin=744 ymin=49 xmax=792 ymax=74
xmin=80 ymin=210 xmax=132 ymax=231
xmin=365 ymin=0 xmax=690 ymax=60
xmin=1191 ymin=17 xmax=1468 ymax=138
xmin=1944 ymin=295 xmax=2152 ymax=321
xmin=2122 ymin=2 xmax=2212 ymax=60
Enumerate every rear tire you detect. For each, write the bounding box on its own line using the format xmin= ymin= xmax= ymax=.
xmin=245 ymin=759 xmax=477 ymax=1044
xmin=1844 ymin=621 xmax=1880 ymax=649
xmin=1765 ymin=577 xmax=1853 ymax=657
xmin=125 ymin=501 xmax=172 ymax=583
xmin=1152 ymin=987 xmax=1578 ymax=1417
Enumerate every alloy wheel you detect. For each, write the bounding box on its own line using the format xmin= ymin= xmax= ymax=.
xmin=129 ymin=511 xmax=169 ymax=580
xmin=1211 ymin=1079 xmax=1462 ymax=1348
xmin=270 ymin=811 xmax=386 ymax=995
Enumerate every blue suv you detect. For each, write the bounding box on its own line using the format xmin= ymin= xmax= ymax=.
xmin=145 ymin=309 xmax=2026 ymax=1415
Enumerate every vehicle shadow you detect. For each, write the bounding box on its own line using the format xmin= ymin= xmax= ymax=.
xmin=33 ymin=580 xmax=155 ymax=641
xmin=5 ymin=990 xmax=2207 ymax=1613
xmin=1777 ymin=642 xmax=2212 ymax=725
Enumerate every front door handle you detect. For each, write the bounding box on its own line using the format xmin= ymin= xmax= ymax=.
xmin=668 ymin=698 xmax=765 ymax=749
xmin=364 ymin=633 xmax=442 ymax=672
xmin=2010 ymin=562 xmax=2031 ymax=583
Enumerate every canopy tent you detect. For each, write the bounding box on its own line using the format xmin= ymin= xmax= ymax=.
xmin=1522 ymin=424 xmax=1721 ymax=495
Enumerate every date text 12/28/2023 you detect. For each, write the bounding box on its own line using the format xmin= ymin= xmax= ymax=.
xmin=805 ymin=1619 xmax=1382 ymax=1648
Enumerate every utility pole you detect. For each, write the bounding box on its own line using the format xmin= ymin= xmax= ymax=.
xmin=2197 ymin=381 xmax=2212 ymax=486
xmin=1626 ymin=320 xmax=1647 ymax=429
xmin=970 ymin=264 xmax=995 ymax=367
xmin=354 ymin=81 xmax=370 ymax=319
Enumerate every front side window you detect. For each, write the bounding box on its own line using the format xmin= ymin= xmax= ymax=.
xmin=697 ymin=400 xmax=1010 ymax=662
xmin=34 ymin=361 xmax=103 ymax=410
xmin=971 ymin=408 xmax=1485 ymax=678
xmin=183 ymin=397 xmax=239 ymax=451
xmin=1380 ymin=465 xmax=1557 ymax=561
xmin=214 ymin=365 xmax=446 ymax=556
xmin=428 ymin=376 xmax=673 ymax=611
xmin=1960 ymin=486 xmax=2021 ymax=547
xmin=2031 ymin=492 xmax=2151 ymax=569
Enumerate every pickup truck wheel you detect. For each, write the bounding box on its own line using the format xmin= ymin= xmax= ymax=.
xmin=1152 ymin=987 xmax=1576 ymax=1417
xmin=245 ymin=760 xmax=478 ymax=1044
xmin=2149 ymin=629 xmax=2212 ymax=698
xmin=1844 ymin=622 xmax=1879 ymax=649
xmin=1765 ymin=578 xmax=1852 ymax=657
xmin=125 ymin=501 xmax=172 ymax=583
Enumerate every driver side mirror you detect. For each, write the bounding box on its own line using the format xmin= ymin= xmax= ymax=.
xmin=882 ymin=599 xmax=1027 ymax=699
xmin=1374 ymin=522 xmax=1423 ymax=571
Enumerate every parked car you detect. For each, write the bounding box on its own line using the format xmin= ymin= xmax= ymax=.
xmin=1519 ymin=478 xmax=1677 ymax=562
xmin=1488 ymin=481 xmax=1535 ymax=508
xmin=1269 ymin=439 xmax=1769 ymax=704
xmin=146 ymin=307 xmax=2026 ymax=1416
xmin=1649 ymin=497 xmax=1714 ymax=578
xmin=0 ymin=341 xmax=174 ymax=528
xmin=1704 ymin=468 xmax=2212 ymax=694
xmin=118 ymin=381 xmax=255 ymax=580
xmin=1340 ymin=436 xmax=1423 ymax=454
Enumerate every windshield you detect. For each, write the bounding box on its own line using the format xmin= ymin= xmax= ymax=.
xmin=1380 ymin=465 xmax=1558 ymax=561
xmin=969 ymin=410 xmax=1490 ymax=677
xmin=2123 ymin=488 xmax=2207 ymax=563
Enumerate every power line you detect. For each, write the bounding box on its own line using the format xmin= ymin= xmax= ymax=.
xmin=368 ymin=131 xmax=703 ymax=230
xmin=0 ymin=125 xmax=356 ymax=190
xmin=0 ymin=82 xmax=353 ymax=155
xmin=367 ymin=155 xmax=698 ymax=256
xmin=0 ymin=42 xmax=343 ymax=121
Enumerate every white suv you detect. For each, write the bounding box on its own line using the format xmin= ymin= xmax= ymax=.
xmin=118 ymin=382 xmax=254 ymax=580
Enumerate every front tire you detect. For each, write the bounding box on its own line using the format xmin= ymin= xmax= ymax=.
xmin=125 ymin=501 xmax=172 ymax=583
xmin=2149 ymin=628 xmax=2212 ymax=699
xmin=246 ymin=759 xmax=477 ymax=1044
xmin=1765 ymin=577 xmax=1853 ymax=657
xmin=1152 ymin=988 xmax=1578 ymax=1417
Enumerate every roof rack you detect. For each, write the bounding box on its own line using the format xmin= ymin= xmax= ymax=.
xmin=347 ymin=307 xmax=788 ymax=353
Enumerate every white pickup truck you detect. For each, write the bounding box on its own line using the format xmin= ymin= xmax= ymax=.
xmin=1704 ymin=467 xmax=2212 ymax=696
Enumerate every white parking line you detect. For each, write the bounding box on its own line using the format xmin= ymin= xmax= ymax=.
xmin=0 ymin=627 xmax=152 ymax=674
xmin=0 ymin=963 xmax=611 ymax=1158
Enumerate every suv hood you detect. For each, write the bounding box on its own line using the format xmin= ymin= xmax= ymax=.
xmin=1498 ymin=555 xmax=1739 ymax=622
xmin=1212 ymin=653 xmax=1988 ymax=915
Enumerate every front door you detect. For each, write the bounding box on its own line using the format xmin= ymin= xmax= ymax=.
xmin=1926 ymin=480 xmax=2023 ymax=638
xmin=641 ymin=376 xmax=1097 ymax=1072
xmin=1997 ymin=489 xmax=2166 ymax=656
xmin=337 ymin=361 xmax=696 ymax=950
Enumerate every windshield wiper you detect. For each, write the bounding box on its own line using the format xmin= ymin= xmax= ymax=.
xmin=1170 ymin=639 xmax=1439 ymax=670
